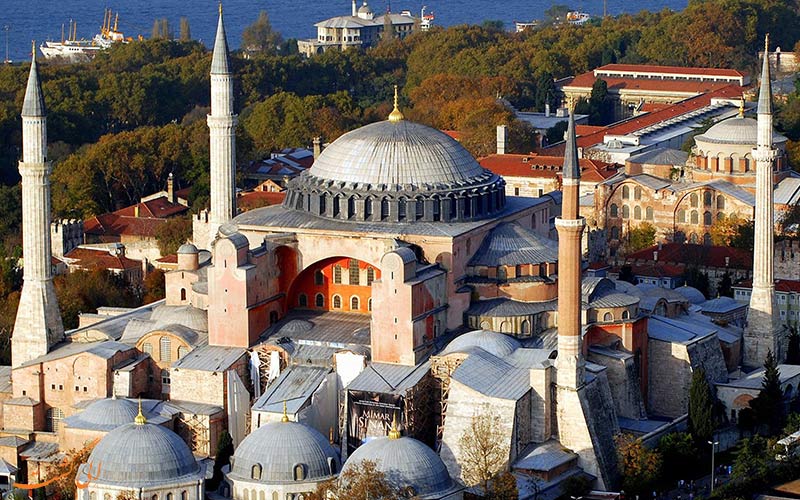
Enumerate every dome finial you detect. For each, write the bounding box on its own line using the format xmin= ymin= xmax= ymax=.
xmin=388 ymin=413 xmax=401 ymax=439
xmin=219 ymin=2 xmax=223 ymax=15
xmin=134 ymin=397 xmax=146 ymax=425
xmin=738 ymin=96 xmax=745 ymax=118
xmin=281 ymin=400 xmax=290 ymax=423
xmin=388 ymin=85 xmax=404 ymax=123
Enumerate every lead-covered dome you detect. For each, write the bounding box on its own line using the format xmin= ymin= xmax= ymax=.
xmin=79 ymin=422 xmax=200 ymax=486
xmin=283 ymin=119 xmax=506 ymax=223
xmin=342 ymin=436 xmax=455 ymax=498
xmin=228 ymin=421 xmax=339 ymax=483
xmin=696 ymin=116 xmax=786 ymax=145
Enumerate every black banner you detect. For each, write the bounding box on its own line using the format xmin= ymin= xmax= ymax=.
xmin=347 ymin=390 xmax=402 ymax=453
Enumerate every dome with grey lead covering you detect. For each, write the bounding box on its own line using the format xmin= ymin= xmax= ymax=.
xmin=68 ymin=398 xmax=138 ymax=430
xmin=177 ymin=243 xmax=198 ymax=254
xmin=80 ymin=422 xmax=200 ymax=486
xmin=228 ymin=421 xmax=339 ymax=483
xmin=342 ymin=436 xmax=455 ymax=498
xmin=441 ymin=330 xmax=520 ymax=358
xmin=283 ymin=120 xmax=506 ymax=223
xmin=696 ymin=116 xmax=785 ymax=146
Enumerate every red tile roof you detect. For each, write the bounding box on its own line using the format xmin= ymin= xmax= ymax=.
xmin=736 ymin=279 xmax=800 ymax=293
xmin=64 ymin=247 xmax=141 ymax=271
xmin=443 ymin=130 xmax=462 ymax=141
xmin=565 ymin=74 xmax=739 ymax=95
xmin=479 ymin=154 xmax=619 ymax=182
xmin=237 ymin=191 xmax=287 ymax=212
xmin=625 ymin=243 xmax=752 ymax=270
xmin=156 ymin=254 xmax=178 ymax=264
xmin=84 ymin=196 xmax=188 ymax=238
xmin=595 ymin=64 xmax=746 ymax=79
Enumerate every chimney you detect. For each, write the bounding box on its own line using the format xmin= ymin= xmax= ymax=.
xmin=545 ymin=103 xmax=551 ymax=117
xmin=313 ymin=137 xmax=322 ymax=159
xmin=556 ymin=107 xmax=568 ymax=118
xmin=496 ymin=125 xmax=508 ymax=155
xmin=167 ymin=173 xmax=175 ymax=203
xmin=352 ymin=0 xmax=357 ymax=16
xmin=134 ymin=205 xmax=139 ymax=218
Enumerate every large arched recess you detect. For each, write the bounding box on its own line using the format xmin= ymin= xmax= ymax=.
xmin=287 ymin=256 xmax=380 ymax=314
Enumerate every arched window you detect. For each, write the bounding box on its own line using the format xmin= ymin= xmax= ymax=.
xmin=180 ymin=288 xmax=186 ymax=301
xmin=298 ymin=294 xmax=308 ymax=307
xmin=46 ymin=407 xmax=64 ymax=432
xmin=160 ymin=336 xmax=172 ymax=362
xmin=166 ymin=493 xmax=173 ymax=500
xmin=603 ymin=312 xmax=613 ymax=322
xmin=703 ymin=233 xmax=712 ymax=246
xmin=333 ymin=265 xmax=342 ymax=284
xmin=181 ymin=492 xmax=187 ymax=500
xmin=646 ymin=206 xmax=653 ymax=220
xmin=689 ymin=233 xmax=699 ymax=244
xmin=319 ymin=195 xmax=326 ymax=215
xmin=610 ymin=226 xmax=620 ymax=240
xmin=381 ymin=198 xmax=389 ymax=219
xmin=674 ymin=230 xmax=685 ymax=243
xmin=351 ymin=296 xmax=360 ymax=310
xmin=703 ymin=211 xmax=712 ymax=225
xmin=622 ymin=310 xmax=630 ymax=320
xmin=90 ymin=492 xmax=97 ymax=500
xmin=622 ymin=205 xmax=630 ymax=219
xmin=690 ymin=193 xmax=698 ymax=207
xmin=622 ymin=185 xmax=630 ymax=199
xmin=364 ymin=197 xmax=373 ymax=218
xmin=314 ymin=269 xmax=324 ymax=286
xmin=634 ymin=206 xmax=642 ymax=220
xmin=398 ymin=198 xmax=407 ymax=219
xmin=251 ymin=464 xmax=262 ymax=480
xmin=259 ymin=492 xmax=265 ymax=500
xmin=104 ymin=494 xmax=111 ymax=500
xmin=634 ymin=186 xmax=642 ymax=200
xmin=272 ymin=493 xmax=279 ymax=500
xmin=610 ymin=204 xmax=618 ymax=218
xmin=690 ymin=210 xmax=698 ymax=224
xmin=368 ymin=298 xmax=373 ymax=311
xmin=717 ymin=195 xmax=725 ymax=209
xmin=333 ymin=295 xmax=342 ymax=309
xmin=521 ymin=320 xmax=530 ymax=334
xmin=152 ymin=495 xmax=158 ymax=500
xmin=499 ymin=321 xmax=510 ymax=333
xmin=142 ymin=342 xmax=153 ymax=355
xmin=315 ymin=293 xmax=324 ymax=308
xmin=328 ymin=457 xmax=338 ymax=475
xmin=497 ymin=266 xmax=507 ymax=280
xmin=677 ymin=209 xmax=686 ymax=223
xmin=177 ymin=346 xmax=188 ymax=359
xmin=294 ymin=464 xmax=306 ymax=481
xmin=366 ymin=267 xmax=375 ymax=286
xmin=349 ymin=259 xmax=360 ymax=285
xmin=415 ymin=198 xmax=424 ymax=220
xmin=704 ymin=191 xmax=712 ymax=206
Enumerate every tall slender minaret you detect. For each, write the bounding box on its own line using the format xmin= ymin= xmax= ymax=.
xmin=12 ymin=45 xmax=64 ymax=368
xmin=208 ymin=4 xmax=237 ymax=237
xmin=744 ymin=34 xmax=783 ymax=367
xmin=555 ymin=110 xmax=585 ymax=388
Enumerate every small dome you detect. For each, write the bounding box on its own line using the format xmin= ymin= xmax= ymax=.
xmin=150 ymin=304 xmax=208 ymax=332
xmin=441 ymin=330 xmax=520 ymax=358
xmin=358 ymin=4 xmax=372 ymax=14
xmin=177 ymin=243 xmax=199 ymax=254
xmin=342 ymin=437 xmax=453 ymax=498
xmin=73 ymin=398 xmax=138 ymax=428
xmin=81 ymin=423 xmax=200 ymax=486
xmin=674 ymin=285 xmax=706 ymax=304
xmin=229 ymin=421 xmax=339 ymax=483
xmin=697 ymin=116 xmax=786 ymax=145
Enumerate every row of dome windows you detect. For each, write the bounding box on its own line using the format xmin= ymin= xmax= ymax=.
xmin=610 ymin=204 xmax=654 ymax=221
xmin=599 ymin=309 xmax=633 ymax=322
xmin=286 ymin=187 xmax=505 ymax=223
xmin=247 ymin=459 xmax=336 ymax=482
xmin=141 ymin=337 xmax=188 ymax=363
xmin=298 ymin=293 xmax=372 ymax=311
xmin=616 ymin=189 xmax=727 ymax=210
xmin=90 ymin=492 xmax=188 ymax=500
xmin=239 ymin=490 xmax=309 ymax=500
xmin=676 ymin=210 xmax=734 ymax=226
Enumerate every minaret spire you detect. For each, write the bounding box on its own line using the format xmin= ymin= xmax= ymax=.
xmin=555 ymin=109 xmax=585 ymax=388
xmin=12 ymin=45 xmax=65 ymax=367
xmin=203 ymin=3 xmax=237 ymax=246
xmin=744 ymin=33 xmax=783 ymax=367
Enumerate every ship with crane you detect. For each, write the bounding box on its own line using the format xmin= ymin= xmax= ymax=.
xmin=40 ymin=9 xmax=132 ymax=62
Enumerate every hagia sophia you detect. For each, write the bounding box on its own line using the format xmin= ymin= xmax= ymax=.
xmin=0 ymin=8 xmax=796 ymax=500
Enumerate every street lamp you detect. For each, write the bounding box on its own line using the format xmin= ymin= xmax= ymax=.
xmin=708 ymin=440 xmax=720 ymax=494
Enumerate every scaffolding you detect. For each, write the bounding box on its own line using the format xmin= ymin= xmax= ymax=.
xmin=430 ymin=353 xmax=468 ymax=451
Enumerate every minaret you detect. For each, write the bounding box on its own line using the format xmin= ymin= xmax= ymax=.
xmin=208 ymin=4 xmax=237 ymax=238
xmin=12 ymin=45 xmax=64 ymax=368
xmin=744 ymin=34 xmax=783 ymax=367
xmin=555 ymin=110 xmax=585 ymax=388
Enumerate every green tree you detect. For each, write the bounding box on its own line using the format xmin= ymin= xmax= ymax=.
xmin=688 ymin=368 xmax=716 ymax=444
xmin=750 ymin=350 xmax=786 ymax=435
xmin=311 ymin=460 xmax=396 ymax=500
xmin=155 ymin=217 xmax=193 ymax=256
xmin=717 ymin=272 xmax=733 ymax=298
xmin=210 ymin=430 xmax=234 ymax=490
xmin=730 ymin=220 xmax=755 ymax=250
xmin=459 ymin=405 xmax=508 ymax=495
xmin=545 ymin=120 xmax=568 ymax=147
xmin=732 ymin=436 xmax=769 ymax=485
xmin=657 ymin=432 xmax=699 ymax=483
xmin=242 ymin=11 xmax=283 ymax=55
xmin=54 ymin=270 xmax=141 ymax=329
xmin=142 ymin=269 xmax=166 ymax=304
xmin=616 ymin=434 xmax=662 ymax=496
xmin=626 ymin=222 xmax=657 ymax=253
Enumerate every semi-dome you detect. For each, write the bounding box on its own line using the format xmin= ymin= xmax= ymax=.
xmin=441 ymin=330 xmax=521 ymax=358
xmin=177 ymin=243 xmax=198 ymax=254
xmin=229 ymin=421 xmax=339 ymax=483
xmin=342 ymin=436 xmax=454 ymax=498
xmin=80 ymin=421 xmax=200 ymax=486
xmin=696 ymin=115 xmax=786 ymax=145
xmin=283 ymin=119 xmax=506 ymax=223
xmin=150 ymin=304 xmax=208 ymax=332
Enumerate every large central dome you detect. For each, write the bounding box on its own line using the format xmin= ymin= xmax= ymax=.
xmin=283 ymin=119 xmax=506 ymax=223
xmin=310 ymin=121 xmax=486 ymax=185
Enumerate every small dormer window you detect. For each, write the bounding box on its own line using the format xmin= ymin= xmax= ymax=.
xmin=293 ymin=463 xmax=306 ymax=481
xmin=251 ymin=463 xmax=262 ymax=480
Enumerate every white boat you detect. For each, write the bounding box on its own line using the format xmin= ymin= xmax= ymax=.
xmin=40 ymin=9 xmax=130 ymax=63
xmin=565 ymin=10 xmax=591 ymax=25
